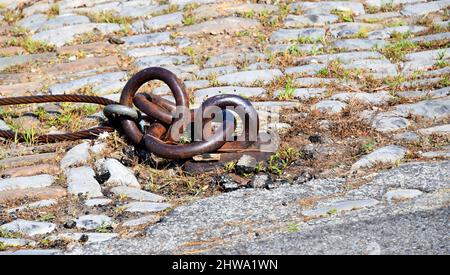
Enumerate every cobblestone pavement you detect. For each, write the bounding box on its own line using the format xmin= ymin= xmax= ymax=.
xmin=0 ymin=0 xmax=449 ymax=254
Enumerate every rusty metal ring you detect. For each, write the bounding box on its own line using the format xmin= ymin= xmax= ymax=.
xmin=200 ymin=94 xmax=259 ymax=143
xmin=119 ymin=67 xmax=189 ymax=145
xmin=143 ymin=109 xmax=236 ymax=159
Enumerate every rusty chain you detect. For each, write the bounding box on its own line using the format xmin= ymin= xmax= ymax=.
xmin=0 ymin=67 xmax=260 ymax=159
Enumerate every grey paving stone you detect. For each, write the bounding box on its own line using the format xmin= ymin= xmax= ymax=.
xmin=361 ymin=110 xmax=411 ymax=132
xmin=132 ymin=12 xmax=183 ymax=32
xmin=332 ymin=39 xmax=386 ymax=51
xmin=284 ymin=14 xmax=339 ymax=27
xmin=7 ymin=199 xmax=57 ymax=213
xmin=66 ymin=166 xmax=103 ymax=198
xmin=134 ymin=55 xmax=190 ymax=69
xmin=301 ymin=51 xmax=384 ymax=64
xmin=205 ymin=52 xmax=266 ymax=68
xmin=284 ymin=64 xmax=327 ymax=76
xmin=196 ymin=65 xmax=237 ymax=79
xmin=193 ymin=3 xmax=279 ymax=20
xmin=384 ymin=189 xmax=423 ymax=202
xmin=179 ymin=17 xmax=261 ymax=36
xmin=23 ymin=2 xmax=52 ymax=16
xmin=374 ymin=115 xmax=411 ymax=132
xmin=0 ymin=119 xmax=10 ymax=130
xmin=122 ymin=215 xmax=160 ymax=227
xmin=0 ymin=238 xmax=36 ymax=247
xmin=110 ymin=186 xmax=165 ymax=202
xmin=329 ymin=23 xmax=379 ymax=38
xmin=0 ymin=53 xmax=56 ymax=71
xmin=342 ymin=59 xmax=398 ymax=77
xmin=59 ymin=0 xmax=114 ymax=10
xmin=246 ymin=62 xmax=271 ymax=70
xmin=153 ymin=80 xmax=209 ymax=95
xmin=17 ymin=13 xmax=48 ymax=32
xmin=216 ymin=69 xmax=283 ymax=86
xmin=0 ymin=174 xmax=54 ymax=192
xmin=410 ymin=32 xmax=450 ymax=43
xmin=38 ymin=14 xmax=91 ymax=31
xmin=363 ymin=0 xmax=425 ymax=8
xmin=399 ymin=77 xmax=444 ymax=89
xmin=331 ymin=92 xmax=392 ymax=105
xmin=422 ymin=67 xmax=450 ymax=78
xmin=60 ymin=142 xmax=90 ymax=169
xmin=121 ymin=32 xmax=172 ymax=47
xmin=394 ymin=97 xmax=450 ymax=120
xmin=418 ymin=124 xmax=450 ymax=135
xmin=290 ymin=1 xmax=365 ymax=16
xmin=350 ymin=161 xmax=450 ymax=195
xmin=252 ymin=101 xmax=301 ymax=110
xmin=352 ymin=145 xmax=407 ymax=170
xmin=356 ymin=11 xmax=402 ymax=22
xmin=312 ymin=100 xmax=348 ymax=113
xmin=402 ymin=59 xmax=443 ymax=73
xmin=274 ymin=88 xmax=327 ymax=100
xmin=436 ymin=20 xmax=450 ymax=28
xmin=420 ymin=150 xmax=450 ymax=158
xmin=169 ymin=0 xmax=219 ymax=7
xmin=51 ymin=233 xmax=118 ymax=244
xmin=266 ymin=43 xmax=323 ymax=54
xmin=125 ymin=46 xmax=178 ymax=58
xmin=194 ymin=86 xmax=266 ymax=102
xmin=401 ymin=0 xmax=450 ymax=16
xmin=294 ymin=77 xmax=338 ymax=87
xmin=393 ymin=131 xmax=420 ymax=142
xmin=269 ymin=28 xmax=325 ymax=43
xmin=124 ymin=202 xmax=171 ymax=213
xmin=404 ymin=49 xmax=449 ymax=61
xmin=49 ymin=72 xmax=128 ymax=95
xmin=95 ymin=158 xmax=140 ymax=188
xmin=32 ymin=23 xmax=122 ymax=46
xmin=92 ymin=81 xmax=126 ymax=96
xmin=73 ymin=215 xmax=113 ymax=230
xmin=0 ymin=249 xmax=60 ymax=255
xmin=368 ymin=25 xmax=428 ymax=39
xmin=85 ymin=198 xmax=112 ymax=207
xmin=0 ymin=219 xmax=56 ymax=236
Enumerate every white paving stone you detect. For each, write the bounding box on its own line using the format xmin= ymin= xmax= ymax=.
xmin=0 ymin=238 xmax=36 ymax=247
xmin=352 ymin=145 xmax=407 ymax=170
xmin=418 ymin=124 xmax=450 ymax=135
xmin=312 ymin=100 xmax=348 ymax=113
xmin=0 ymin=219 xmax=56 ymax=236
xmin=95 ymin=158 xmax=140 ymax=188
xmin=51 ymin=233 xmax=118 ymax=244
xmin=7 ymin=199 xmax=57 ymax=213
xmin=0 ymin=175 xmax=54 ymax=192
xmin=216 ymin=69 xmax=283 ymax=86
xmin=124 ymin=202 xmax=171 ymax=213
xmin=66 ymin=166 xmax=103 ymax=198
xmin=84 ymin=198 xmax=113 ymax=207
xmin=110 ymin=186 xmax=165 ymax=202
xmin=73 ymin=215 xmax=113 ymax=230
xmin=384 ymin=189 xmax=423 ymax=202
xmin=122 ymin=215 xmax=160 ymax=227
xmin=60 ymin=142 xmax=90 ymax=169
xmin=31 ymin=23 xmax=122 ymax=47
xmin=290 ymin=1 xmax=366 ymax=16
xmin=194 ymin=86 xmax=266 ymax=103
